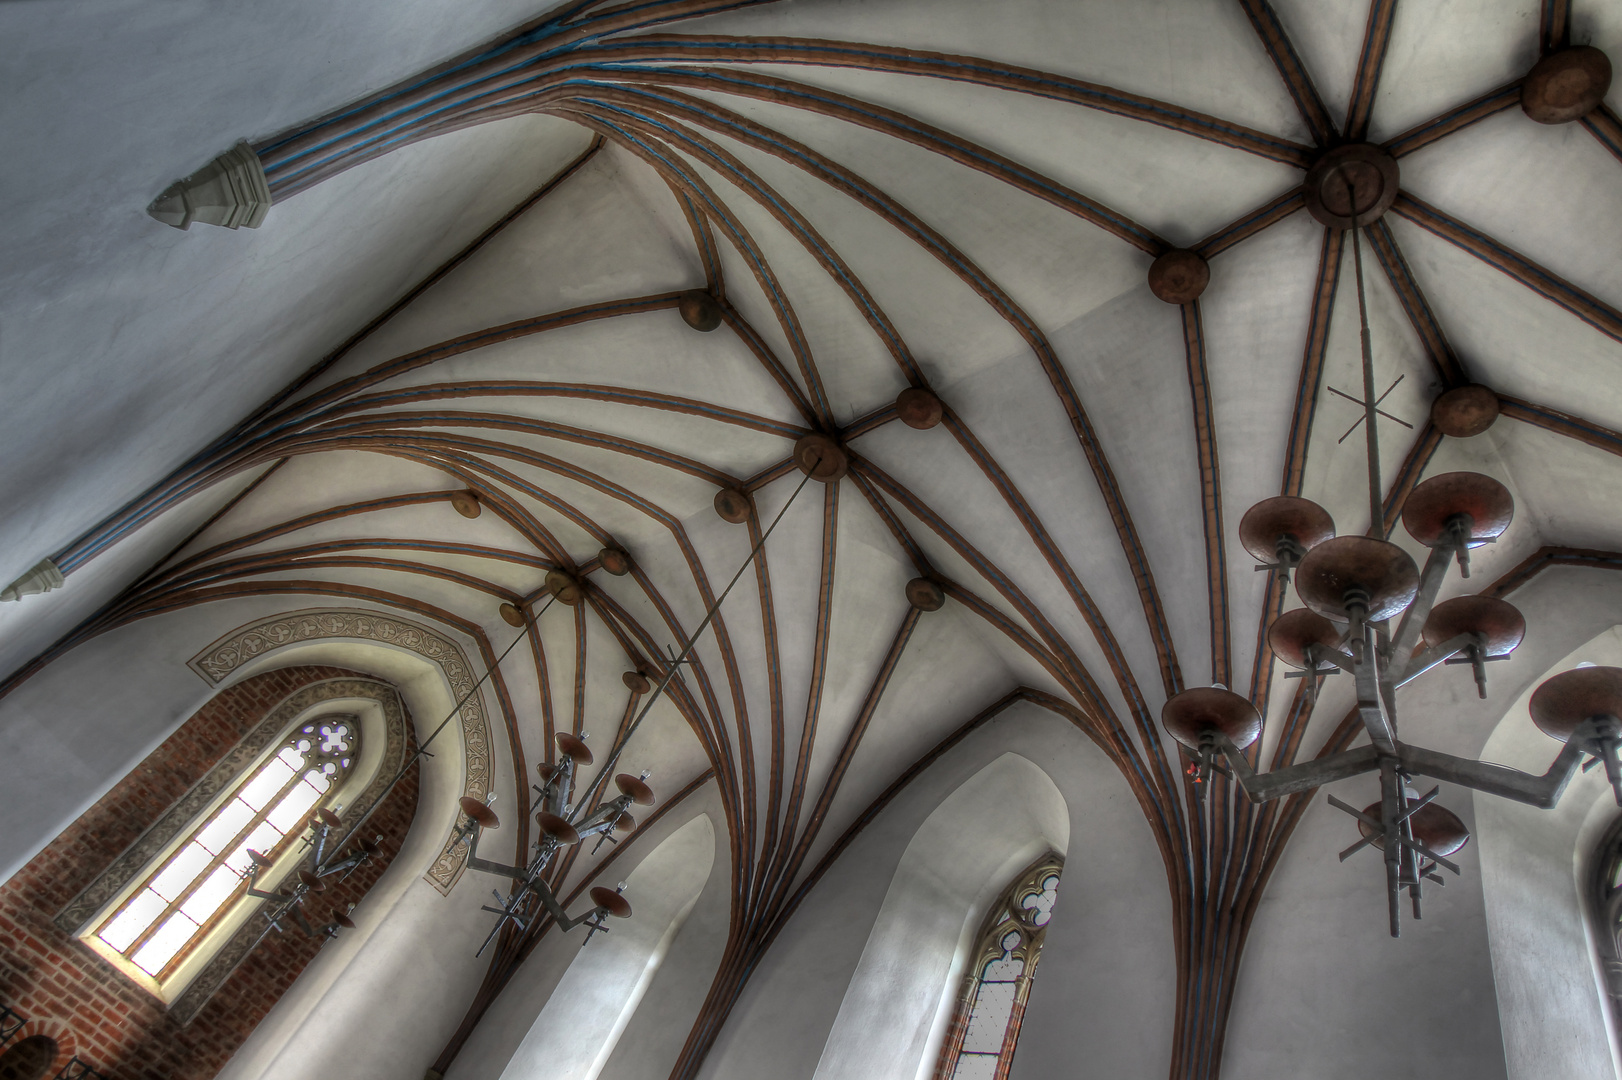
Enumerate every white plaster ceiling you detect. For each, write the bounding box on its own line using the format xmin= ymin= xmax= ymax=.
xmin=4 ymin=0 xmax=1622 ymax=932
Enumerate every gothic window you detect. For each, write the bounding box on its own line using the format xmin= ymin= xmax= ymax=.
xmin=89 ymin=717 xmax=357 ymax=984
xmin=934 ymin=853 xmax=1063 ymax=1080
xmin=1590 ymin=815 xmax=1622 ymax=1031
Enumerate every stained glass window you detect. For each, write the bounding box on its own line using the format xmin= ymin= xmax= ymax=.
xmin=934 ymin=853 xmax=1062 ymax=1080
xmin=93 ymin=717 xmax=357 ymax=981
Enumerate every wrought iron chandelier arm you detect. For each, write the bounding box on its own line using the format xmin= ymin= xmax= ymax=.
xmin=1392 ymin=631 xmax=1480 ymax=690
xmin=1386 ymin=544 xmax=1457 ymax=683
xmin=1213 ymin=737 xmax=1380 ymax=802
xmin=525 ymin=877 xmax=611 ymax=933
xmin=1396 ymin=740 xmax=1586 ymax=810
xmin=463 ymin=826 xmax=529 ymax=880
xmin=1352 ymin=622 xmax=1400 ymax=753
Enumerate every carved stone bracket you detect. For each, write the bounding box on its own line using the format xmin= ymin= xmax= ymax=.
xmin=147 ymin=141 xmax=272 ymax=230
xmin=0 ymin=558 xmax=64 ymax=602
xmin=188 ymin=609 xmax=493 ymax=893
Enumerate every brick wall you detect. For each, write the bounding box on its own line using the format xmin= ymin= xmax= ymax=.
xmin=0 ymin=665 xmax=420 ymax=1080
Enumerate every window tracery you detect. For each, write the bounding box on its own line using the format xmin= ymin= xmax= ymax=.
xmin=1589 ymin=814 xmax=1622 ymax=1031
xmin=90 ymin=717 xmax=357 ymax=983
xmin=934 ymin=853 xmax=1062 ymax=1080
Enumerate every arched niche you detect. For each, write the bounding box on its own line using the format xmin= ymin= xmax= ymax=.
xmin=492 ymin=812 xmax=717 ymax=1080
xmin=1477 ymin=625 xmax=1622 ymax=1080
xmin=813 ymin=751 xmax=1069 ymax=1080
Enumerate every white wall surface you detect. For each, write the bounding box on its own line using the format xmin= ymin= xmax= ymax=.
xmin=447 ymin=785 xmax=730 ymax=1080
xmin=1226 ymin=568 xmax=1622 ymax=1080
xmin=1477 ymin=627 xmax=1622 ymax=1080
xmin=813 ymin=751 xmax=1068 ymax=1080
xmin=497 ymin=814 xmax=715 ymax=1080
xmin=696 ymin=697 xmax=1176 ymax=1080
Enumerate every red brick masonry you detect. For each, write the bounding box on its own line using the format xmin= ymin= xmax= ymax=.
xmin=0 ymin=666 xmax=419 ymax=1080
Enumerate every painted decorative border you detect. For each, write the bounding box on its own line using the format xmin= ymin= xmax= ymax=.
xmin=185 ymin=609 xmax=491 ymax=892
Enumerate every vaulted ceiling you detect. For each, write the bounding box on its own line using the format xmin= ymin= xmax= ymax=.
xmin=5 ymin=0 xmax=1622 ymax=1075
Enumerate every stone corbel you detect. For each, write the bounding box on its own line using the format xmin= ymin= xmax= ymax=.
xmin=147 ymin=141 xmax=272 ymax=230
xmin=1 ymin=558 xmax=64 ymax=602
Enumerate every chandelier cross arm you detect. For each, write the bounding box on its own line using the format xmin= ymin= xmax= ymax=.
xmin=1212 ymin=738 xmax=1381 ymax=802
xmin=1392 ymin=631 xmax=1482 ymax=690
xmin=463 ymin=827 xmax=528 ymax=880
xmin=1353 ymin=622 xmax=1400 ymax=753
xmin=1396 ymin=741 xmax=1585 ymax=810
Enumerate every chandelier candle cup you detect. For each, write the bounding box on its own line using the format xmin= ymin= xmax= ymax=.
xmin=622 ymin=670 xmax=651 ymax=695
xmin=458 ymin=796 xmax=500 ymax=832
xmin=1356 ymin=800 xmax=1470 ymax=858
xmin=1530 ymin=667 xmax=1622 ymax=806
xmin=536 ymin=812 xmax=580 ymax=847
xmin=498 ymin=603 xmax=526 ymax=628
xmin=1401 ymin=472 xmax=1513 ymax=578
xmin=1294 ymin=536 xmax=1420 ymax=623
xmin=1268 ymin=608 xmax=1343 ymax=667
xmin=1422 ymin=595 xmax=1526 ymax=698
xmin=1239 ymin=496 xmax=1335 ymax=583
xmin=1161 ymin=686 xmax=1261 ymax=794
xmin=590 ymin=887 xmax=633 ymax=919
xmin=449 ymin=490 xmax=482 ymax=518
xmin=1267 ymin=608 xmax=1344 ymax=701
xmin=556 ymin=732 xmax=593 ymax=766
xmin=614 ymin=773 xmax=656 ymax=806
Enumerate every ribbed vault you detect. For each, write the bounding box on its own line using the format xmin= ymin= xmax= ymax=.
xmin=6 ymin=2 xmax=1622 ymax=1078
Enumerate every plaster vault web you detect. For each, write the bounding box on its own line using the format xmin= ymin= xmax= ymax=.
xmin=4 ymin=2 xmax=1622 ymax=1079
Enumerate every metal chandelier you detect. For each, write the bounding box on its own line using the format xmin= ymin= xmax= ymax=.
xmin=1159 ymin=153 xmax=1622 ymax=938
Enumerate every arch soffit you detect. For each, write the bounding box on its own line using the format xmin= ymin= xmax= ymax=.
xmin=187 ymin=607 xmax=492 ymax=893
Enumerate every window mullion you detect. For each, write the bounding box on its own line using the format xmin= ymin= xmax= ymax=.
xmin=121 ymin=766 xmax=313 ymax=961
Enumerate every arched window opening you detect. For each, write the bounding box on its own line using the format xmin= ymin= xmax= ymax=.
xmin=1588 ymin=814 xmax=1622 ymax=1034
xmin=0 ymin=1035 xmax=58 ymax=1080
xmin=89 ymin=716 xmax=357 ymax=984
xmin=934 ymin=853 xmax=1063 ymax=1080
